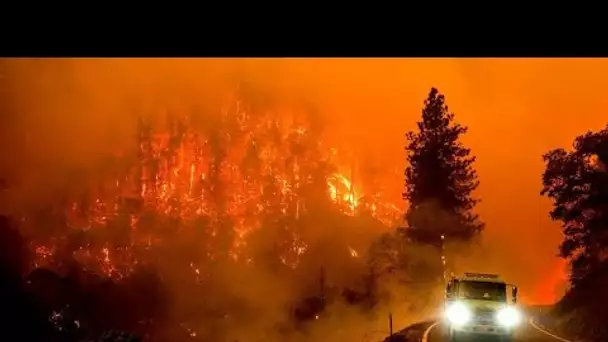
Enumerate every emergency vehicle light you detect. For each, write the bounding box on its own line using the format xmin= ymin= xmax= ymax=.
xmin=464 ymin=272 xmax=499 ymax=279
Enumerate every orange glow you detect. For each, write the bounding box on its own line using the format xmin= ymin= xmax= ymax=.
xmin=18 ymin=86 xmax=402 ymax=276
xmin=526 ymin=259 xmax=569 ymax=305
xmin=4 ymin=58 xmax=608 ymax=303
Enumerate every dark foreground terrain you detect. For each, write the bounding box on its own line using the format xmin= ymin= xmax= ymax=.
xmin=384 ymin=310 xmax=573 ymax=342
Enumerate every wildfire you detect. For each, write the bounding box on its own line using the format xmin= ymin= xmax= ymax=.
xmin=34 ymin=245 xmax=54 ymax=268
xmin=26 ymin=93 xmax=402 ymax=278
xmin=327 ymin=173 xmax=359 ymax=215
xmin=348 ymin=246 xmax=359 ymax=258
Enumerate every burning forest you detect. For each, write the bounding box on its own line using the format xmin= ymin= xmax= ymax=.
xmin=4 ymin=87 xmax=417 ymax=342
xmin=6 ymin=58 xmax=608 ymax=342
xmin=23 ymin=90 xmax=402 ymax=276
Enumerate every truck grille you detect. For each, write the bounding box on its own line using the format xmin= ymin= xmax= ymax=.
xmin=472 ymin=308 xmax=496 ymax=324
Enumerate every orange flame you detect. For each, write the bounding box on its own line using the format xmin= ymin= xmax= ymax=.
xmin=27 ymin=94 xmax=402 ymax=278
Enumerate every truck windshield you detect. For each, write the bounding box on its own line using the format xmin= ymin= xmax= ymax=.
xmin=458 ymin=281 xmax=506 ymax=302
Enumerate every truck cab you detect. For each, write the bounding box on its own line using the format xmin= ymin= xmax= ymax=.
xmin=444 ymin=272 xmax=521 ymax=342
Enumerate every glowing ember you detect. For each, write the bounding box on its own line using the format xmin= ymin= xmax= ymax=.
xmin=348 ymin=246 xmax=359 ymax=258
xmin=35 ymin=245 xmax=53 ymax=259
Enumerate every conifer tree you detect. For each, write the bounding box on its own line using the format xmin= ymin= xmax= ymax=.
xmin=404 ymin=88 xmax=483 ymax=247
xmin=541 ymin=125 xmax=608 ymax=285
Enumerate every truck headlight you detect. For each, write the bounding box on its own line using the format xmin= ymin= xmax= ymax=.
xmin=445 ymin=302 xmax=471 ymax=326
xmin=496 ymin=307 xmax=521 ymax=326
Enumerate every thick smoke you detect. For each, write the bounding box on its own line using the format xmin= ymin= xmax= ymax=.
xmin=4 ymin=58 xmax=605 ymax=339
xmin=0 ymin=58 xmax=452 ymax=341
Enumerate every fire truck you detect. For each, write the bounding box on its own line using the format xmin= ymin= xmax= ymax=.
xmin=444 ymin=272 xmax=521 ymax=342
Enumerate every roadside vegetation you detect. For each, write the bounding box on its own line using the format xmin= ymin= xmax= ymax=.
xmin=540 ymin=126 xmax=608 ymax=342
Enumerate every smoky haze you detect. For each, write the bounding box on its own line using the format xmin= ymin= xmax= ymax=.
xmin=1 ymin=58 xmax=606 ymax=339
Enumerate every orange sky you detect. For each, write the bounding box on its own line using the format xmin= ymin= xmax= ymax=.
xmin=2 ymin=58 xmax=608 ymax=304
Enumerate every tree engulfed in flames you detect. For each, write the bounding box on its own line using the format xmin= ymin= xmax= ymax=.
xmin=26 ymin=92 xmax=402 ymax=279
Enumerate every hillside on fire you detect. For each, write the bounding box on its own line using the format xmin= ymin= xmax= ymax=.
xmin=3 ymin=58 xmax=608 ymax=342
xmin=0 ymin=63 xmax=477 ymax=342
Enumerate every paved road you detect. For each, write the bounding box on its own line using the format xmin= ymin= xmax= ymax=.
xmin=384 ymin=318 xmax=572 ymax=342
xmin=425 ymin=319 xmax=571 ymax=342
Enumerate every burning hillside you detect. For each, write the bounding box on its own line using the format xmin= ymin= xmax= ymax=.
xmin=21 ymin=91 xmax=402 ymax=279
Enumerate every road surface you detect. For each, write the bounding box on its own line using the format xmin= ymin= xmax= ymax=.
xmin=384 ymin=318 xmax=572 ymax=342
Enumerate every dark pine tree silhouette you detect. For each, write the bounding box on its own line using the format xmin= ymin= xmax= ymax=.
xmin=404 ymin=87 xmax=483 ymax=247
xmin=541 ymin=125 xmax=608 ymax=286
